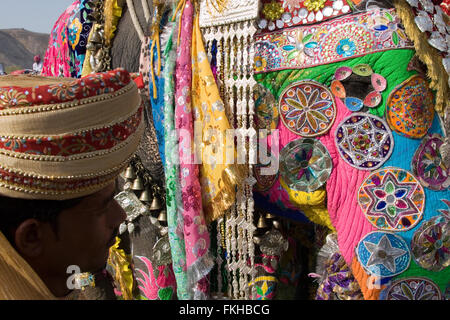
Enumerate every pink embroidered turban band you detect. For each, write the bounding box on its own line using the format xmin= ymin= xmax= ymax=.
xmin=0 ymin=68 xmax=144 ymax=200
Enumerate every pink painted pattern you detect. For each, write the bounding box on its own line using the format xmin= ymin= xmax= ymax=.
xmin=318 ymin=98 xmax=376 ymax=265
xmin=42 ymin=1 xmax=79 ymax=77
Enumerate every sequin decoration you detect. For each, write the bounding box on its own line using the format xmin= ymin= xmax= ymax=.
xmin=254 ymin=83 xmax=279 ymax=132
xmin=331 ymin=64 xmax=387 ymax=112
xmin=279 ymin=80 xmax=336 ymax=137
xmin=412 ymin=133 xmax=450 ymax=191
xmin=358 ymin=167 xmax=425 ymax=231
xmin=335 ymin=113 xmax=394 ymax=170
xmin=258 ymin=0 xmax=351 ymax=32
xmin=411 ymin=214 xmax=449 ymax=272
xmin=386 ymin=75 xmax=434 ymax=139
xmin=356 ymin=231 xmax=411 ymax=278
xmin=385 ymin=277 xmax=442 ymax=300
xmin=255 ymin=9 xmax=413 ymax=73
xmin=279 ymin=138 xmax=332 ymax=192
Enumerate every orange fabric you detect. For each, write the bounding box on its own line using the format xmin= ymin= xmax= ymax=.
xmin=351 ymin=256 xmax=385 ymax=300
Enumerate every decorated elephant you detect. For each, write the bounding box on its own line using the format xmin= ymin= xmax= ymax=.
xmin=42 ymin=0 xmax=449 ymax=301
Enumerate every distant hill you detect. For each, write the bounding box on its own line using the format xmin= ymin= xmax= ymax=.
xmin=0 ymin=28 xmax=49 ymax=72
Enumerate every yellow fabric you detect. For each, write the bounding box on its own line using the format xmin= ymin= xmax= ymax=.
xmin=107 ymin=237 xmax=134 ymax=300
xmin=191 ymin=12 xmax=246 ymax=223
xmin=280 ymin=178 xmax=336 ymax=231
xmin=0 ymin=231 xmax=55 ymax=300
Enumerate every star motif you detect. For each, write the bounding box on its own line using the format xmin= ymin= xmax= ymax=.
xmin=364 ymin=234 xmax=407 ymax=273
xmin=364 ymin=171 xmax=419 ymax=229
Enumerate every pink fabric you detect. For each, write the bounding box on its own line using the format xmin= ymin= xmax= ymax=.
xmin=42 ymin=1 xmax=79 ymax=77
xmin=318 ymin=98 xmax=376 ymax=265
xmin=265 ymin=97 xmax=375 ymax=265
xmin=175 ymin=0 xmax=210 ymax=269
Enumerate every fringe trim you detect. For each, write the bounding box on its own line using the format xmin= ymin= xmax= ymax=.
xmin=204 ymin=163 xmax=248 ymax=223
xmin=187 ymin=251 xmax=215 ymax=299
xmin=104 ymin=0 xmax=124 ymax=46
xmin=394 ymin=0 xmax=449 ymax=115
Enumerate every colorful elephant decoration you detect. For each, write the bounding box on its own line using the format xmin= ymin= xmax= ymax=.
xmin=42 ymin=0 xmax=449 ymax=300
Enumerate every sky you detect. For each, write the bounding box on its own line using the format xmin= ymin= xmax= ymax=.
xmin=0 ymin=0 xmax=76 ymax=34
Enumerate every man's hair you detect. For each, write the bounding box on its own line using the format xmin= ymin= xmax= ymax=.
xmin=0 ymin=196 xmax=84 ymax=246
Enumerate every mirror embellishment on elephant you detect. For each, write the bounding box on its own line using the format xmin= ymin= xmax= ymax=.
xmin=335 ymin=113 xmax=394 ymax=170
xmin=358 ymin=167 xmax=425 ymax=232
xmin=279 ymin=138 xmax=333 ymax=193
xmin=356 ymin=231 xmax=411 ymax=278
xmin=331 ymin=64 xmax=387 ymax=112
xmin=279 ymin=80 xmax=336 ymax=137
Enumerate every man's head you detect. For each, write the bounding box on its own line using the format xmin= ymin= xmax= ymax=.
xmin=0 ymin=182 xmax=125 ymax=276
xmin=34 ymin=55 xmax=41 ymax=63
xmin=0 ymin=68 xmax=143 ymax=298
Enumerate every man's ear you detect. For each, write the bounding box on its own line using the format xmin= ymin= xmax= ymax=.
xmin=14 ymin=219 xmax=46 ymax=258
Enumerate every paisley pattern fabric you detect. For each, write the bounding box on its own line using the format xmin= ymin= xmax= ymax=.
xmin=67 ymin=0 xmax=93 ymax=77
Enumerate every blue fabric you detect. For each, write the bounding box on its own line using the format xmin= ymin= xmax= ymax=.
xmin=382 ymin=115 xmax=449 ymax=245
xmin=149 ymin=40 xmax=166 ymax=167
xmin=253 ymin=192 xmax=311 ymax=223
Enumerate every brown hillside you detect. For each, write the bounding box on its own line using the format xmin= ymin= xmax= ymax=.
xmin=0 ymin=28 xmax=49 ymax=71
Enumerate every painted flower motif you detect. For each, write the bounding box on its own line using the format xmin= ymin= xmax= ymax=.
xmin=256 ymin=280 xmax=275 ymax=300
xmin=372 ymin=12 xmax=408 ymax=46
xmin=68 ymin=18 xmax=82 ymax=50
xmin=336 ymin=39 xmax=356 ymax=57
xmin=304 ymin=0 xmax=326 ymax=12
xmin=282 ymin=31 xmax=317 ymax=64
xmin=372 ymin=179 xmax=409 ymax=218
xmin=0 ymin=89 xmax=29 ymax=108
xmin=254 ymin=56 xmax=268 ymax=72
xmin=48 ymin=82 xmax=79 ymax=101
xmin=284 ymin=87 xmax=331 ymax=132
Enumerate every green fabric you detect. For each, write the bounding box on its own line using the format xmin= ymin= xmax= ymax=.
xmin=394 ymin=259 xmax=449 ymax=293
xmin=254 ymin=49 xmax=417 ymax=118
xmin=163 ymin=22 xmax=190 ymax=300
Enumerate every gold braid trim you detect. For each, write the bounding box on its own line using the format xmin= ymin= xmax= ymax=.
xmin=394 ymin=0 xmax=449 ymax=115
xmin=108 ymin=237 xmax=134 ymax=300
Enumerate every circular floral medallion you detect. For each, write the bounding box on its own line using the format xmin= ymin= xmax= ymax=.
xmin=254 ymin=84 xmax=279 ymax=132
xmin=356 ymin=231 xmax=411 ymax=278
xmin=412 ymin=133 xmax=450 ymax=191
xmin=358 ymin=167 xmax=425 ymax=231
xmin=335 ymin=113 xmax=394 ymax=170
xmin=411 ymin=214 xmax=449 ymax=272
xmin=279 ymin=80 xmax=336 ymax=137
xmin=385 ymin=277 xmax=442 ymax=300
xmin=279 ymin=138 xmax=332 ymax=192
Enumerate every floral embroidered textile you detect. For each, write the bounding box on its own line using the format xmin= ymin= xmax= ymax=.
xmin=384 ymin=277 xmax=442 ymax=300
xmin=255 ymin=8 xmax=413 ymax=73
